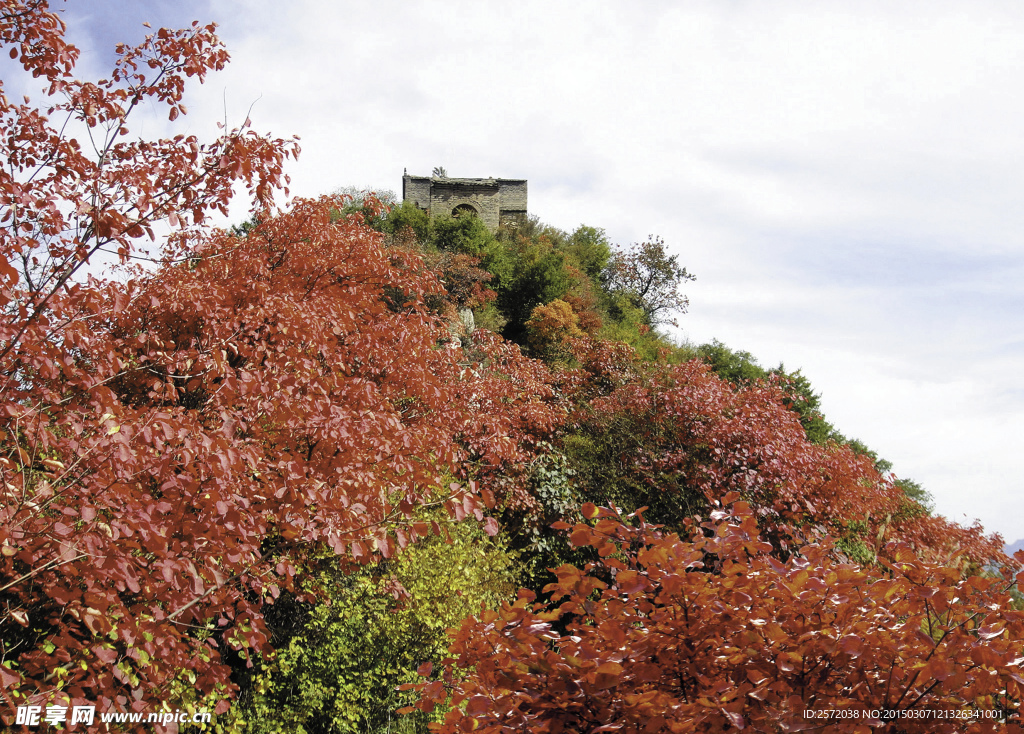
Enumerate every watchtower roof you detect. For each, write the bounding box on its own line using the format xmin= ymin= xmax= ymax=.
xmin=404 ymin=175 xmax=526 ymax=184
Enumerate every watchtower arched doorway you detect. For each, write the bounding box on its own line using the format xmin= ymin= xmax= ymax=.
xmin=451 ymin=203 xmax=478 ymax=218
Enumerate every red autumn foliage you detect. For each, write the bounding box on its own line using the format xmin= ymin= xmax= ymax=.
xmin=0 ymin=3 xmax=510 ymax=720
xmin=454 ymin=330 xmax=567 ymax=515
xmin=428 ymin=251 xmax=496 ymax=312
xmin=561 ymin=352 xmax=1005 ymax=571
xmin=408 ymin=346 xmax=1017 ymax=732
xmin=414 ymin=500 xmax=1024 ymax=733
xmin=0 ymin=3 xmax=297 ymax=360
xmin=0 ymin=193 xmax=511 ymax=717
xmin=0 ymin=1 xmax=300 ymax=717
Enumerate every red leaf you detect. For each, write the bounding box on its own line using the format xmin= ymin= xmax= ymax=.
xmin=593 ymin=661 xmax=622 ymax=689
xmin=722 ymin=710 xmax=745 ymax=729
xmin=0 ymin=665 xmax=21 ymax=688
xmin=483 ymin=517 xmax=500 ymax=536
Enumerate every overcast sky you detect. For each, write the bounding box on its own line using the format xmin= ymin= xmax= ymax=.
xmin=55 ymin=0 xmax=1024 ymax=545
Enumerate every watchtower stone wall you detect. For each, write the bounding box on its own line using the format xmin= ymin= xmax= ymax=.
xmin=402 ymin=172 xmax=527 ymax=232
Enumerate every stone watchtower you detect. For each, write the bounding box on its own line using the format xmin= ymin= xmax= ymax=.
xmin=402 ymin=170 xmax=527 ymax=233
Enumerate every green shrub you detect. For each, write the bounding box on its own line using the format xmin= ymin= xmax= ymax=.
xmin=234 ymin=516 xmax=517 ymax=734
